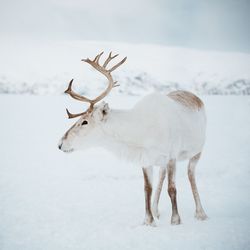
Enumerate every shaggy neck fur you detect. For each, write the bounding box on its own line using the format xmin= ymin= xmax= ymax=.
xmin=95 ymin=108 xmax=169 ymax=166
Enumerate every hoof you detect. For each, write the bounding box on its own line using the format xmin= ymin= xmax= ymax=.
xmin=143 ymin=216 xmax=156 ymax=227
xmin=171 ymin=214 xmax=181 ymax=225
xmin=143 ymin=221 xmax=156 ymax=227
xmin=152 ymin=207 xmax=160 ymax=219
xmin=195 ymin=211 xmax=208 ymax=220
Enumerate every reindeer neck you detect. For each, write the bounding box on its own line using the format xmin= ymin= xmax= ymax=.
xmin=97 ymin=108 xmax=142 ymax=149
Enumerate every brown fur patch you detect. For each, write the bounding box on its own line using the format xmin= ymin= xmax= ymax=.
xmin=167 ymin=91 xmax=204 ymax=110
xmin=167 ymin=159 xmax=181 ymax=224
xmin=142 ymin=168 xmax=154 ymax=223
xmin=63 ymin=123 xmax=76 ymax=140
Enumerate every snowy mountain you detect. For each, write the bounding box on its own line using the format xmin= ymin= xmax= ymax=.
xmin=0 ymin=40 xmax=250 ymax=95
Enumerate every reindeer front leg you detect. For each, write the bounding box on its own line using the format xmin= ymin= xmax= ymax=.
xmin=152 ymin=167 xmax=167 ymax=219
xmin=142 ymin=166 xmax=156 ymax=226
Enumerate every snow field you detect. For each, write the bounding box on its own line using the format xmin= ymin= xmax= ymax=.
xmin=0 ymin=94 xmax=250 ymax=250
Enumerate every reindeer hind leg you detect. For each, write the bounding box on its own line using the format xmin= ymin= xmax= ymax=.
xmin=167 ymin=159 xmax=181 ymax=225
xmin=188 ymin=152 xmax=208 ymax=220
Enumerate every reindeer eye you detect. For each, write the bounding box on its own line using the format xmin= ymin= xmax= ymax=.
xmin=81 ymin=120 xmax=88 ymax=126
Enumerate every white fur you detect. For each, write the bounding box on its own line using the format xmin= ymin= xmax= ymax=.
xmin=59 ymin=92 xmax=206 ymax=167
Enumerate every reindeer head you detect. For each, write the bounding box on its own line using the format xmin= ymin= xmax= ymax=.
xmin=58 ymin=52 xmax=127 ymax=153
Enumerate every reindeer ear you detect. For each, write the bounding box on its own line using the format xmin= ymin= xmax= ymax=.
xmin=93 ymin=102 xmax=110 ymax=121
xmin=101 ymin=102 xmax=110 ymax=117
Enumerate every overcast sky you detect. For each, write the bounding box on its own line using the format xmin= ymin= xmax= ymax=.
xmin=0 ymin=0 xmax=249 ymax=53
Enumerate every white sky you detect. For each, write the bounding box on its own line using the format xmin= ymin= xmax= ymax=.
xmin=0 ymin=0 xmax=249 ymax=52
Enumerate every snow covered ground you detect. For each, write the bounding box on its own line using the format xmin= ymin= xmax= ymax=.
xmin=0 ymin=94 xmax=250 ymax=250
xmin=0 ymin=40 xmax=250 ymax=95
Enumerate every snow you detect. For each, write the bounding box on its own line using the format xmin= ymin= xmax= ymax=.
xmin=0 ymin=40 xmax=250 ymax=95
xmin=0 ymin=94 xmax=250 ymax=250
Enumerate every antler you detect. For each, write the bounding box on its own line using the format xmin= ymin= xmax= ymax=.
xmin=64 ymin=52 xmax=127 ymax=119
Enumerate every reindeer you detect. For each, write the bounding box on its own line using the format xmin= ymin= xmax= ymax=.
xmin=58 ymin=52 xmax=208 ymax=226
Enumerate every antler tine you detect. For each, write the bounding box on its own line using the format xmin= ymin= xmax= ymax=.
xmin=95 ymin=51 xmax=104 ymax=65
xmin=92 ymin=51 xmax=104 ymax=63
xmin=66 ymin=108 xmax=87 ymax=119
xmin=103 ymin=52 xmax=119 ymax=69
xmin=64 ymin=78 xmax=74 ymax=94
xmin=93 ymin=54 xmax=99 ymax=62
xmin=108 ymin=56 xmax=127 ymax=72
xmin=82 ymin=51 xmax=104 ymax=65
xmin=113 ymin=81 xmax=119 ymax=87
xmin=64 ymin=79 xmax=92 ymax=103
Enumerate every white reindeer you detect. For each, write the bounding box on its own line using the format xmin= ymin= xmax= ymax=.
xmin=58 ymin=52 xmax=208 ymax=226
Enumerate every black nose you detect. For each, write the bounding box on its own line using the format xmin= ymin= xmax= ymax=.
xmin=58 ymin=144 xmax=62 ymax=150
